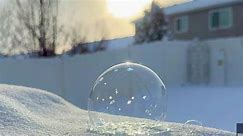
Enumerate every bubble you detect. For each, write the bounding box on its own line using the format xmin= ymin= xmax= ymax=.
xmin=185 ymin=120 xmax=203 ymax=126
xmin=88 ymin=62 xmax=167 ymax=127
xmin=184 ymin=120 xmax=203 ymax=135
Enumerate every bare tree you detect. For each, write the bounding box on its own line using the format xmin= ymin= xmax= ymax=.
xmin=1 ymin=0 xmax=109 ymax=57
xmin=66 ymin=21 xmax=109 ymax=55
xmin=0 ymin=3 xmax=33 ymax=56
xmin=15 ymin=0 xmax=59 ymax=57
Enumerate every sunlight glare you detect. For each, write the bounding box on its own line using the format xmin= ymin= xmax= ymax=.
xmin=106 ymin=0 xmax=152 ymax=18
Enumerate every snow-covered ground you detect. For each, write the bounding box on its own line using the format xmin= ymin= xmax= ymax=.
xmin=0 ymin=84 xmax=236 ymax=135
xmin=167 ymin=87 xmax=243 ymax=132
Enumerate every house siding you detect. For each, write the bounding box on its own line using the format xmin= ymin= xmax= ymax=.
xmin=168 ymin=3 xmax=243 ymax=40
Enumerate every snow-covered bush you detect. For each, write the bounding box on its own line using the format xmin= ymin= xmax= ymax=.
xmin=134 ymin=2 xmax=168 ymax=44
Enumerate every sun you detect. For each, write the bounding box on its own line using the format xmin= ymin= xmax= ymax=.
xmin=106 ymin=0 xmax=152 ymax=18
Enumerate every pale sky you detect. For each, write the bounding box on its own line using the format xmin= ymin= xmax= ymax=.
xmin=59 ymin=0 xmax=188 ymax=41
xmin=0 ymin=0 xmax=187 ymax=41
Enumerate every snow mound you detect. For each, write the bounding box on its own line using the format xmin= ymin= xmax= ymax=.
xmin=0 ymin=84 xmax=86 ymax=135
xmin=0 ymin=84 xmax=235 ymax=135
xmin=89 ymin=121 xmax=234 ymax=136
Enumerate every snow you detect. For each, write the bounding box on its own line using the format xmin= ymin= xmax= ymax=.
xmin=0 ymin=84 xmax=236 ymax=135
xmin=164 ymin=0 xmax=243 ymax=15
xmin=167 ymin=87 xmax=243 ymax=132
xmin=0 ymin=84 xmax=88 ymax=135
xmin=106 ymin=37 xmax=134 ymax=51
xmin=89 ymin=121 xmax=233 ymax=136
xmin=71 ymin=37 xmax=134 ymax=54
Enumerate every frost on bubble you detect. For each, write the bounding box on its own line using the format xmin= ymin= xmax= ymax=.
xmin=88 ymin=62 xmax=167 ymax=129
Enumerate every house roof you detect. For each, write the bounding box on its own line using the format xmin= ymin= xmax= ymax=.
xmin=164 ymin=0 xmax=243 ymax=15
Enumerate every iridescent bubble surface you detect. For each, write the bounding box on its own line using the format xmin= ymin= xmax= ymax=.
xmin=88 ymin=62 xmax=167 ymax=127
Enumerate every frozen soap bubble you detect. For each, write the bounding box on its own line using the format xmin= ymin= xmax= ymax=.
xmin=184 ymin=120 xmax=203 ymax=135
xmin=88 ymin=62 xmax=167 ymax=127
xmin=185 ymin=120 xmax=203 ymax=126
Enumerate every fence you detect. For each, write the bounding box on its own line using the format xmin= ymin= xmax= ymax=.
xmin=0 ymin=38 xmax=242 ymax=108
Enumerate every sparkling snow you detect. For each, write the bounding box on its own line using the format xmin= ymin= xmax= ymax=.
xmin=0 ymin=84 xmax=236 ymax=135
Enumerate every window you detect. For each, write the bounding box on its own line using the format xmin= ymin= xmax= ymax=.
xmin=209 ymin=7 xmax=233 ymax=30
xmin=175 ymin=16 xmax=188 ymax=33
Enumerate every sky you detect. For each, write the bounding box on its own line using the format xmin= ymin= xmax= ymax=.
xmin=0 ymin=0 xmax=187 ymax=41
xmin=59 ymin=0 xmax=188 ymax=41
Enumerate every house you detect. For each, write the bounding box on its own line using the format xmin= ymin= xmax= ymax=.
xmin=164 ymin=0 xmax=243 ymax=40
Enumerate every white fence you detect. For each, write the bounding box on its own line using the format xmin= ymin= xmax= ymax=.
xmin=208 ymin=37 xmax=243 ymax=86
xmin=0 ymin=38 xmax=243 ymax=109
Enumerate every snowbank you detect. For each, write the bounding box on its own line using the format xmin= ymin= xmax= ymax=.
xmin=106 ymin=37 xmax=134 ymax=51
xmin=0 ymin=84 xmax=234 ymax=135
xmin=0 ymin=84 xmax=87 ymax=135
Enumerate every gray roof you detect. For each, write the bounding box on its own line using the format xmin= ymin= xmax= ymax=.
xmin=164 ymin=0 xmax=243 ymax=15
